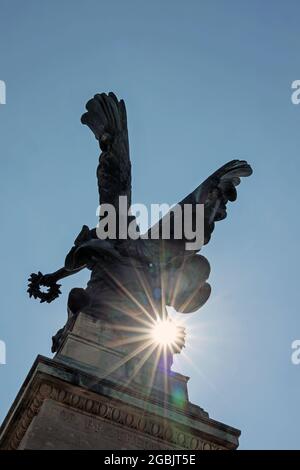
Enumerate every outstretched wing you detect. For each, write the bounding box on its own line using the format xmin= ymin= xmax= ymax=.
xmin=81 ymin=92 xmax=131 ymax=209
xmin=147 ymin=159 xmax=252 ymax=249
xmin=145 ymin=160 xmax=252 ymax=314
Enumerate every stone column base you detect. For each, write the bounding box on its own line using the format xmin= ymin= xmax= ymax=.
xmin=0 ymin=312 xmax=240 ymax=450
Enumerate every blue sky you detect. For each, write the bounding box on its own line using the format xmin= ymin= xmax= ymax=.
xmin=0 ymin=0 xmax=300 ymax=449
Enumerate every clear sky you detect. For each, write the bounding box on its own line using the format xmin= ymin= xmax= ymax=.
xmin=0 ymin=0 xmax=300 ymax=450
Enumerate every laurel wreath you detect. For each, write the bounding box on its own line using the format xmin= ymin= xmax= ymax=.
xmin=27 ymin=271 xmax=61 ymax=303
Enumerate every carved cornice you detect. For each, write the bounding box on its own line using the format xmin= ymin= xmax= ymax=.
xmin=2 ymin=378 xmax=225 ymax=450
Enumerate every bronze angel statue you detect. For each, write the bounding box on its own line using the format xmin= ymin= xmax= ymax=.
xmin=28 ymin=93 xmax=252 ymax=352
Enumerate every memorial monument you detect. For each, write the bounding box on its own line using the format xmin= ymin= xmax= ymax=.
xmin=0 ymin=93 xmax=252 ymax=450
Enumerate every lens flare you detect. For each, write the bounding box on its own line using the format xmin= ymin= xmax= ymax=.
xmin=150 ymin=318 xmax=185 ymax=351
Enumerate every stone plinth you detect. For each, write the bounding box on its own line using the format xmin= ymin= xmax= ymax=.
xmin=0 ymin=312 xmax=240 ymax=450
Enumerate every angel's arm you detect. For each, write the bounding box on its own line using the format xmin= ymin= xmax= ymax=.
xmin=40 ymin=265 xmax=85 ymax=283
xmin=27 ymin=225 xmax=94 ymax=303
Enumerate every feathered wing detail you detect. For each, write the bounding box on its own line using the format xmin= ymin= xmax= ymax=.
xmin=81 ymin=92 xmax=131 ymax=209
xmin=180 ymin=159 xmax=253 ymax=245
xmin=147 ymin=159 xmax=252 ymax=248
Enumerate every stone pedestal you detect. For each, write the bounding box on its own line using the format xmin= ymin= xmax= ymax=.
xmin=0 ymin=312 xmax=240 ymax=450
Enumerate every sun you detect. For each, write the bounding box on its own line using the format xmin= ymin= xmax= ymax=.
xmin=150 ymin=318 xmax=185 ymax=352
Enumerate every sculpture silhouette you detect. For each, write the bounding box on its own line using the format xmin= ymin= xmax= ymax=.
xmin=27 ymin=93 xmax=252 ymax=351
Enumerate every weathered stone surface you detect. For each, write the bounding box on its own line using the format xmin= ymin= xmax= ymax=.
xmin=19 ymin=400 xmax=177 ymax=450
